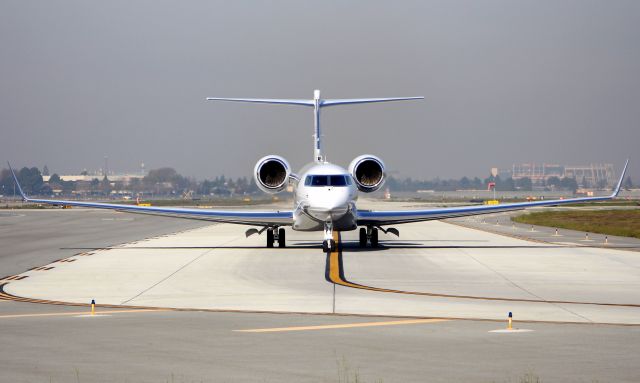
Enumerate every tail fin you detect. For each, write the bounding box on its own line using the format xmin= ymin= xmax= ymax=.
xmin=7 ymin=162 xmax=28 ymax=201
xmin=206 ymin=90 xmax=423 ymax=163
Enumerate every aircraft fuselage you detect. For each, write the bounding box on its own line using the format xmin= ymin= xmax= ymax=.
xmin=292 ymin=162 xmax=358 ymax=231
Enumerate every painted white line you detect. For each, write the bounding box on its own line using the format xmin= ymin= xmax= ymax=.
xmin=489 ymin=329 xmax=534 ymax=333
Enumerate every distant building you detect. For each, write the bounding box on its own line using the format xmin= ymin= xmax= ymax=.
xmin=43 ymin=174 xmax=144 ymax=184
xmin=493 ymin=163 xmax=616 ymax=188
xmin=511 ymin=163 xmax=564 ymax=184
xmin=564 ymin=164 xmax=615 ymax=188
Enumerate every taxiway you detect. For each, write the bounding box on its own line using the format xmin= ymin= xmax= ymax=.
xmin=1 ymin=205 xmax=639 ymax=382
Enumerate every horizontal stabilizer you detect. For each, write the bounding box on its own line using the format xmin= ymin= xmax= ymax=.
xmin=206 ymin=97 xmax=314 ymax=106
xmin=320 ymin=97 xmax=424 ymax=107
xmin=206 ymin=95 xmax=424 ymax=108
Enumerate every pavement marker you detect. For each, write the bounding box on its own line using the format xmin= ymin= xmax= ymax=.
xmin=489 ymin=312 xmax=534 ymax=333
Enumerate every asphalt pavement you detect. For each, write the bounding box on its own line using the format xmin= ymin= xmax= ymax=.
xmin=1 ymin=208 xmax=639 ymax=382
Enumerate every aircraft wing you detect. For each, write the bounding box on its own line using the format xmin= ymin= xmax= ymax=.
xmin=357 ymin=159 xmax=629 ymax=226
xmin=7 ymin=164 xmax=292 ymax=226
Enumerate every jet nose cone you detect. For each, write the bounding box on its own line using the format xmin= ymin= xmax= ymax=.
xmin=307 ymin=200 xmax=350 ymax=221
xmin=307 ymin=206 xmax=349 ymax=221
xmin=303 ymin=186 xmax=353 ymax=221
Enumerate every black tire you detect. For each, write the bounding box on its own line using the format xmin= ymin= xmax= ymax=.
xmin=278 ymin=228 xmax=286 ymax=248
xmin=370 ymin=228 xmax=379 ymax=248
xmin=266 ymin=228 xmax=274 ymax=248
xmin=322 ymin=240 xmax=329 ymax=253
xmin=359 ymin=228 xmax=367 ymax=247
xmin=330 ymin=239 xmax=336 ymax=252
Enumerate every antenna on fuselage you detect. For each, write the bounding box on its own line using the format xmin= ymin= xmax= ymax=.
xmin=206 ymin=90 xmax=424 ymax=164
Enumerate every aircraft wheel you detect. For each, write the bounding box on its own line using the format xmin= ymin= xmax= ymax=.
xmin=266 ymin=228 xmax=274 ymax=248
xmin=322 ymin=239 xmax=336 ymax=253
xmin=359 ymin=228 xmax=367 ymax=247
xmin=278 ymin=228 xmax=286 ymax=248
xmin=370 ymin=228 xmax=379 ymax=248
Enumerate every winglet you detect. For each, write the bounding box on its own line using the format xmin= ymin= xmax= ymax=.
xmin=612 ymin=159 xmax=630 ymax=197
xmin=7 ymin=162 xmax=28 ymax=201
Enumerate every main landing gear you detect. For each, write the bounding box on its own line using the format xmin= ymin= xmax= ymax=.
xmin=266 ymin=227 xmax=286 ymax=248
xmin=359 ymin=226 xmax=379 ymax=248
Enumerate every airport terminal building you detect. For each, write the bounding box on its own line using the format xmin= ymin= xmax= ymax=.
xmin=497 ymin=163 xmax=616 ymax=188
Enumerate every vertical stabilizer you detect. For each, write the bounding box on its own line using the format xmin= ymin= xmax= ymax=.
xmin=313 ymin=90 xmax=323 ymax=163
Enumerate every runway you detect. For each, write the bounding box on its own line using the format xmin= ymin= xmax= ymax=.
xmin=1 ymin=207 xmax=640 ymax=382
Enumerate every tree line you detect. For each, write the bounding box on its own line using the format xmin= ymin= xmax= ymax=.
xmin=0 ymin=166 xmax=259 ymax=197
xmin=0 ymin=166 xmax=633 ymax=198
xmin=386 ymin=174 xmax=588 ymax=192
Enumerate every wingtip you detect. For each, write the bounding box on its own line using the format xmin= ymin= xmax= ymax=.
xmin=612 ymin=158 xmax=630 ymax=197
xmin=6 ymin=162 xmax=28 ymax=201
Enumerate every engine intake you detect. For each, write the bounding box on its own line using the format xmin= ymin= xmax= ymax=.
xmin=348 ymin=155 xmax=386 ymax=192
xmin=254 ymin=155 xmax=291 ymax=193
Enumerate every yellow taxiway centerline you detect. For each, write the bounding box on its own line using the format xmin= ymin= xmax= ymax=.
xmin=0 ymin=309 xmax=168 ymax=319
xmin=234 ymin=318 xmax=449 ymax=333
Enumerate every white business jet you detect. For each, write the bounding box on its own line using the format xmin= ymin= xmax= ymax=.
xmin=9 ymin=90 xmax=629 ymax=252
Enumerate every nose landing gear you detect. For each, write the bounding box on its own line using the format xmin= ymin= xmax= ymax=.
xmin=322 ymin=221 xmax=336 ymax=253
xmin=322 ymin=239 xmax=336 ymax=253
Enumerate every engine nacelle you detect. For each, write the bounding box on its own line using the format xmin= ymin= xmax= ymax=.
xmin=348 ymin=154 xmax=386 ymax=193
xmin=254 ymin=155 xmax=291 ymax=194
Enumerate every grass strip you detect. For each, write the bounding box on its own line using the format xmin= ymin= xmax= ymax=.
xmin=513 ymin=210 xmax=640 ymax=239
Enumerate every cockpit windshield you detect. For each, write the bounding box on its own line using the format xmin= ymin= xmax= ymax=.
xmin=304 ymin=175 xmax=352 ymax=187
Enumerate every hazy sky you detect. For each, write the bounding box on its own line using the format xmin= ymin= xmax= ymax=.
xmin=1 ymin=1 xmax=638 ymax=181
